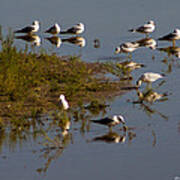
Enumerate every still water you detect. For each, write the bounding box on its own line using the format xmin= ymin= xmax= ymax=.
xmin=1 ymin=0 xmax=180 ymax=179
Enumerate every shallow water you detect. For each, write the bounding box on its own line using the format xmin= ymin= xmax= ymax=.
xmin=1 ymin=0 xmax=180 ymax=180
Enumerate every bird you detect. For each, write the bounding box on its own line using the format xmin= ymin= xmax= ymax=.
xmin=60 ymin=23 xmax=85 ymax=35
xmin=45 ymin=36 xmax=62 ymax=48
xmin=90 ymin=115 xmax=125 ymax=131
xmin=45 ymin=23 xmax=61 ymax=35
xmin=59 ymin=94 xmax=69 ymax=110
xmin=15 ymin=34 xmax=41 ymax=46
xmin=134 ymin=38 xmax=157 ymax=49
xmin=129 ymin=20 xmax=155 ymax=37
xmin=14 ymin=20 xmax=40 ymax=34
xmin=136 ymin=72 xmax=165 ymax=87
xmin=158 ymin=29 xmax=180 ymax=46
xmin=115 ymin=42 xmax=139 ymax=57
xmin=62 ymin=36 xmax=86 ymax=47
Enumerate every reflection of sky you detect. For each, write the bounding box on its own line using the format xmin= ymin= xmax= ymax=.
xmin=1 ymin=0 xmax=180 ymax=180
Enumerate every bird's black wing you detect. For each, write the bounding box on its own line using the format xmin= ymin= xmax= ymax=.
xmin=14 ymin=26 xmax=34 ymax=33
xmin=158 ymin=33 xmax=176 ymax=41
xmin=91 ymin=117 xmax=113 ymax=125
xmin=45 ymin=25 xmax=55 ymax=33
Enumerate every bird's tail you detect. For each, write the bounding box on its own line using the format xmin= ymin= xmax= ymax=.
xmin=128 ymin=29 xmax=136 ymax=33
xmin=14 ymin=30 xmax=22 ymax=33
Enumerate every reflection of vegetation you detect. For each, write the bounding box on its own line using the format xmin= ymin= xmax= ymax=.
xmin=37 ymin=130 xmax=72 ymax=174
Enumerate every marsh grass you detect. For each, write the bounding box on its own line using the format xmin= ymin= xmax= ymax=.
xmin=0 ymin=30 xmax=132 ymax=131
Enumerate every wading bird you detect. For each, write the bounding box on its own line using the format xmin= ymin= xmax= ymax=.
xmin=136 ymin=72 xmax=165 ymax=87
xmin=158 ymin=29 xmax=180 ymax=47
xmin=61 ymin=23 xmax=85 ymax=35
xmin=91 ymin=115 xmax=125 ymax=131
xmin=14 ymin=20 xmax=40 ymax=35
xmin=59 ymin=94 xmax=69 ymax=110
xmin=129 ymin=20 xmax=155 ymax=37
xmin=45 ymin=23 xmax=61 ymax=35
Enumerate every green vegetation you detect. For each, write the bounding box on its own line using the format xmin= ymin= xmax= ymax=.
xmin=0 ymin=30 xmax=131 ymax=132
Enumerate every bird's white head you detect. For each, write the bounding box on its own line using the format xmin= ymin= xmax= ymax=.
xmin=55 ymin=23 xmax=61 ymax=31
xmin=173 ymin=29 xmax=180 ymax=35
xmin=113 ymin=115 xmax=125 ymax=124
xmin=59 ymin=94 xmax=65 ymax=100
xmin=115 ymin=46 xmax=121 ymax=54
xmin=77 ymin=22 xmax=84 ymax=28
xmin=147 ymin=20 xmax=155 ymax=25
xmin=32 ymin=20 xmax=39 ymax=26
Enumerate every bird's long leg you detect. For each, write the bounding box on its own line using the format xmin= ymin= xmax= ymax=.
xmin=146 ymin=82 xmax=152 ymax=91
xmin=128 ymin=53 xmax=132 ymax=60
xmin=109 ymin=126 xmax=113 ymax=132
xmin=172 ymin=40 xmax=176 ymax=47
xmin=145 ymin=33 xmax=149 ymax=38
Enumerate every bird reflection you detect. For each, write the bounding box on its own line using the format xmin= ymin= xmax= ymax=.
xmin=134 ymin=37 xmax=157 ymax=49
xmin=134 ymin=89 xmax=168 ymax=104
xmin=15 ymin=34 xmax=41 ymax=46
xmin=93 ymin=38 xmax=100 ymax=48
xmin=62 ymin=36 xmax=86 ymax=47
xmin=45 ymin=36 xmax=62 ymax=48
xmin=157 ymin=46 xmax=180 ymax=58
xmin=91 ymin=131 xmax=126 ymax=144
xmin=116 ymin=61 xmax=146 ymax=74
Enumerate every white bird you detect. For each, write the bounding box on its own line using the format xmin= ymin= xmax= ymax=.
xmin=59 ymin=94 xmax=69 ymax=110
xmin=45 ymin=23 xmax=61 ymax=35
xmin=158 ymin=29 xmax=180 ymax=46
xmin=136 ymin=72 xmax=165 ymax=87
xmin=61 ymin=23 xmax=85 ymax=35
xmin=91 ymin=115 xmax=125 ymax=130
xmin=14 ymin=20 xmax=40 ymax=34
xmin=129 ymin=20 xmax=155 ymax=37
xmin=115 ymin=42 xmax=139 ymax=56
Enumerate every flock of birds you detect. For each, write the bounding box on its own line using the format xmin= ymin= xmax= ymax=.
xmin=13 ymin=20 xmax=179 ymax=138
xmin=14 ymin=20 xmax=86 ymax=48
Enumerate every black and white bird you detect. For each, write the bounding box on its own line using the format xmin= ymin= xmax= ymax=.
xmin=61 ymin=23 xmax=85 ymax=35
xmin=91 ymin=115 xmax=125 ymax=130
xmin=45 ymin=23 xmax=61 ymax=35
xmin=115 ymin=42 xmax=139 ymax=57
xmin=14 ymin=20 xmax=40 ymax=34
xmin=129 ymin=20 xmax=155 ymax=37
xmin=59 ymin=94 xmax=69 ymax=110
xmin=136 ymin=72 xmax=165 ymax=87
xmin=158 ymin=29 xmax=180 ymax=46
xmin=62 ymin=36 xmax=86 ymax=47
